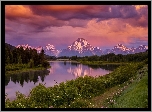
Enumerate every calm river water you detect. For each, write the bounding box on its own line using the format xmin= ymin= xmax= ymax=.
xmin=5 ymin=61 xmax=119 ymax=100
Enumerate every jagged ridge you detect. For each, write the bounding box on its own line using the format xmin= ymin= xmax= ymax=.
xmin=16 ymin=38 xmax=148 ymax=57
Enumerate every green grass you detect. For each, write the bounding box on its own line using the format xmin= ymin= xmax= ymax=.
xmin=109 ymin=71 xmax=148 ymax=108
xmin=87 ymin=64 xmax=148 ymax=108
xmin=79 ymin=60 xmax=128 ymax=66
xmin=5 ymin=67 xmax=46 ymax=75
xmin=5 ymin=63 xmax=50 ymax=75
xmin=105 ymin=64 xmax=148 ymax=108
xmin=88 ymin=86 xmax=120 ymax=108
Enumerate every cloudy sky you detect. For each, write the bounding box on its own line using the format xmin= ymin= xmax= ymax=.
xmin=5 ymin=5 xmax=148 ymax=50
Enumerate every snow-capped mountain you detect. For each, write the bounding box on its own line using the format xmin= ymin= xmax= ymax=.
xmin=16 ymin=38 xmax=148 ymax=57
xmin=108 ymin=44 xmax=131 ymax=55
xmin=103 ymin=44 xmax=148 ymax=55
xmin=59 ymin=38 xmax=103 ymax=57
xmin=16 ymin=44 xmax=60 ymax=56
xmin=16 ymin=44 xmax=43 ymax=53
xmin=135 ymin=45 xmax=148 ymax=53
xmin=16 ymin=44 xmax=34 ymax=50
xmin=35 ymin=46 xmax=43 ymax=53
xmin=44 ymin=44 xmax=60 ymax=56
xmin=68 ymin=38 xmax=94 ymax=52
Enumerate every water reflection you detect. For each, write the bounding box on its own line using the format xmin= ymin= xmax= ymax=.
xmin=5 ymin=63 xmax=119 ymax=86
xmin=5 ymin=69 xmax=50 ymax=87
xmin=67 ymin=64 xmax=93 ymax=77
xmin=5 ymin=61 xmax=119 ymax=100
xmin=88 ymin=64 xmax=120 ymax=71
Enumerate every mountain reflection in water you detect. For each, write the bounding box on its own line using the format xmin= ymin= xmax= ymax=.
xmin=5 ymin=61 xmax=119 ymax=100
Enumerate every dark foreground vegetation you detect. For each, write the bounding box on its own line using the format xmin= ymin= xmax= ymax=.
xmin=5 ymin=58 xmax=148 ymax=108
xmin=5 ymin=43 xmax=50 ymax=75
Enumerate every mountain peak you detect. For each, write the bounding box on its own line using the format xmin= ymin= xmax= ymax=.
xmin=15 ymin=39 xmax=148 ymax=57
xmin=77 ymin=38 xmax=85 ymax=41
xmin=68 ymin=38 xmax=93 ymax=53
xmin=117 ymin=43 xmax=124 ymax=47
xmin=46 ymin=44 xmax=55 ymax=51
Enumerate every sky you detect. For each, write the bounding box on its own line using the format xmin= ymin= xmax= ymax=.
xmin=5 ymin=5 xmax=148 ymax=50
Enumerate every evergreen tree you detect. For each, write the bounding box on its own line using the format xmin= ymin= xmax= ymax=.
xmin=28 ymin=59 xmax=34 ymax=68
xmin=6 ymin=56 xmax=10 ymax=64
xmin=39 ymin=49 xmax=45 ymax=64
xmin=18 ymin=55 xmax=22 ymax=64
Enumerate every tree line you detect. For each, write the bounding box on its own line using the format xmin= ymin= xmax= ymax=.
xmin=5 ymin=43 xmax=50 ymax=68
xmin=78 ymin=51 xmax=148 ymax=62
xmin=56 ymin=50 xmax=148 ymax=63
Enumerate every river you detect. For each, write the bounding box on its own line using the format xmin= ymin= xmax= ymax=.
xmin=5 ymin=61 xmax=119 ymax=100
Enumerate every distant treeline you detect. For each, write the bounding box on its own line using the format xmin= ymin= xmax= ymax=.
xmin=77 ymin=51 xmax=148 ymax=63
xmin=48 ymin=50 xmax=148 ymax=63
xmin=5 ymin=43 xmax=50 ymax=68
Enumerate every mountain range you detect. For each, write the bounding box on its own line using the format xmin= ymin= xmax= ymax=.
xmin=15 ymin=38 xmax=148 ymax=57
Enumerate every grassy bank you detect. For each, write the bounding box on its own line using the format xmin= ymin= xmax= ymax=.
xmin=5 ymin=60 xmax=148 ymax=108
xmin=107 ymin=65 xmax=148 ymax=108
xmin=89 ymin=64 xmax=148 ymax=108
xmin=5 ymin=63 xmax=51 ymax=75
xmin=78 ymin=60 xmax=128 ymax=66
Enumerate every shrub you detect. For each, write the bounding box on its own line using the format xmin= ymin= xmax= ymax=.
xmin=28 ymin=59 xmax=34 ymax=68
xmin=42 ymin=61 xmax=50 ymax=68
xmin=28 ymin=83 xmax=52 ymax=107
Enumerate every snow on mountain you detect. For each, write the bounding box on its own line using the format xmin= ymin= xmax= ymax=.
xmin=103 ymin=44 xmax=148 ymax=55
xmin=35 ymin=46 xmax=43 ymax=53
xmin=16 ymin=44 xmax=60 ymax=56
xmin=16 ymin=44 xmax=43 ymax=53
xmin=44 ymin=44 xmax=60 ymax=57
xmin=68 ymin=38 xmax=94 ymax=52
xmin=135 ymin=45 xmax=148 ymax=53
xmin=59 ymin=38 xmax=103 ymax=57
xmin=111 ymin=44 xmax=131 ymax=54
xmin=46 ymin=44 xmax=55 ymax=51
xmin=16 ymin=44 xmax=34 ymax=50
xmin=16 ymin=38 xmax=148 ymax=57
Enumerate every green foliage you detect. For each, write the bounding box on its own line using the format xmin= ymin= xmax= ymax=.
xmin=66 ymin=98 xmax=89 ymax=108
xmin=5 ymin=44 xmax=50 ymax=73
xmin=5 ymin=64 xmax=27 ymax=71
xmin=28 ymin=59 xmax=34 ymax=68
xmin=29 ymin=83 xmax=52 ymax=107
xmin=5 ymin=61 xmax=147 ymax=108
xmin=77 ymin=51 xmax=148 ymax=63
xmin=108 ymin=65 xmax=148 ymax=108
xmin=6 ymin=56 xmax=10 ymax=64
xmin=18 ymin=55 xmax=22 ymax=64
xmin=42 ymin=61 xmax=50 ymax=68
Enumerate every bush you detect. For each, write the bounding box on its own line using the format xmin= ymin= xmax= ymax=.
xmin=29 ymin=83 xmax=52 ymax=107
xmin=42 ymin=61 xmax=50 ymax=68
xmin=28 ymin=59 xmax=34 ymax=68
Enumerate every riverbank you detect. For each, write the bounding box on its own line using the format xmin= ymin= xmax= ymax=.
xmin=5 ymin=64 xmax=51 ymax=75
xmin=48 ymin=60 xmax=127 ymax=65
xmin=5 ymin=60 xmax=148 ymax=108
xmin=48 ymin=60 xmax=80 ymax=63
xmin=89 ymin=64 xmax=148 ymax=108
xmin=78 ymin=60 xmax=128 ymax=66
